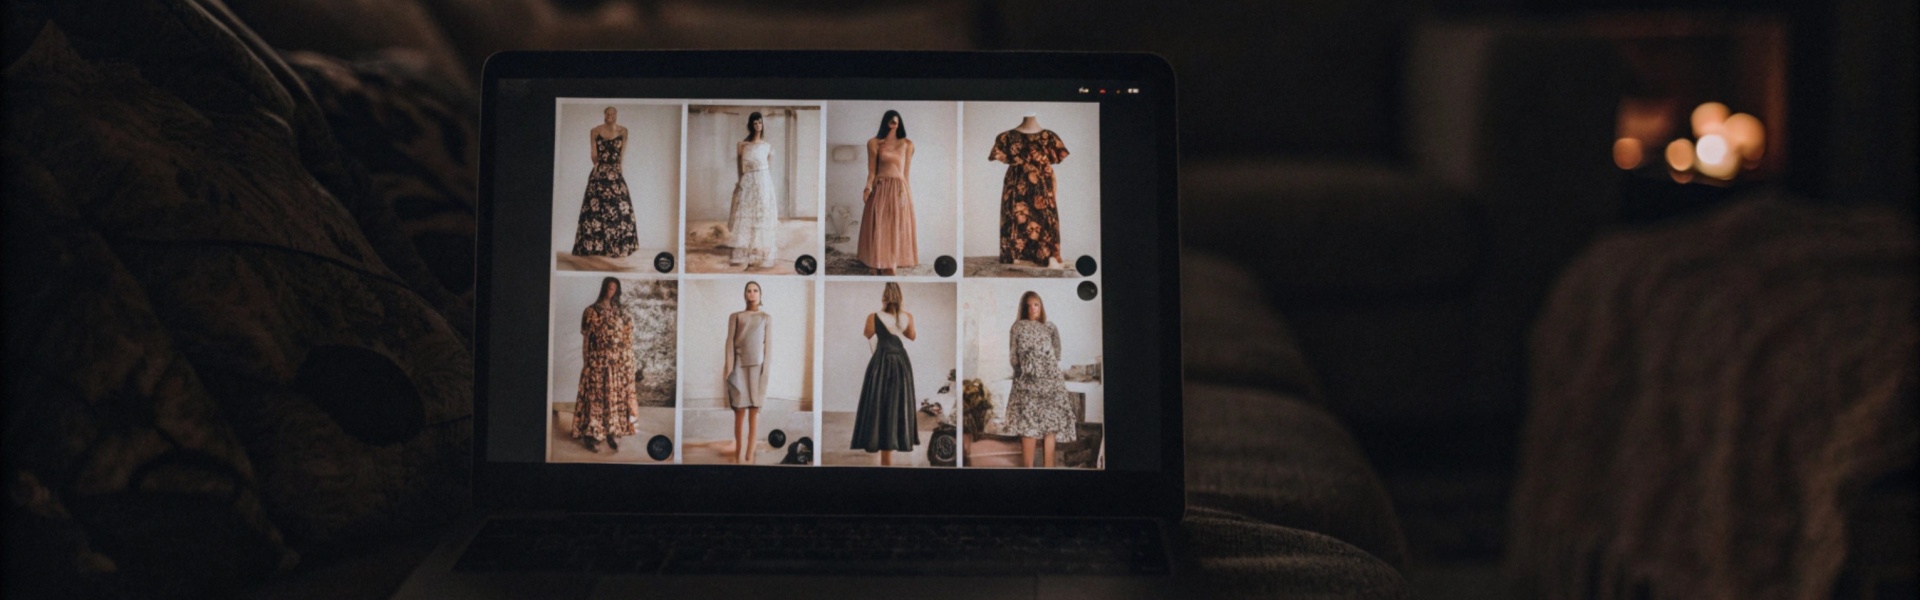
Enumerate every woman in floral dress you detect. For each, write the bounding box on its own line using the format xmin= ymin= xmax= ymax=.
xmin=572 ymin=107 xmax=639 ymax=257
xmin=1003 ymin=291 xmax=1075 ymax=467
xmin=573 ymin=277 xmax=639 ymax=452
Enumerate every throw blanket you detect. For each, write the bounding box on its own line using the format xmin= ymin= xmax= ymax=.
xmin=1510 ymin=195 xmax=1917 ymax=600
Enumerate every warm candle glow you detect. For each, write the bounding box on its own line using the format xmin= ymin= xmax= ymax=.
xmin=1613 ymin=138 xmax=1645 ymax=170
xmin=1691 ymin=102 xmax=1729 ymax=137
xmin=1666 ymin=138 xmax=1696 ymax=171
xmin=1696 ymin=134 xmax=1729 ymax=164
xmin=1723 ymin=113 xmax=1766 ymax=163
xmin=1696 ymin=134 xmax=1738 ymax=179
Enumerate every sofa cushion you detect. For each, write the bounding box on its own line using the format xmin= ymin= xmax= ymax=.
xmin=1186 ymin=507 xmax=1407 ymax=600
xmin=1181 ymin=251 xmax=1322 ymax=399
xmin=1185 ymin=383 xmax=1408 ymax=569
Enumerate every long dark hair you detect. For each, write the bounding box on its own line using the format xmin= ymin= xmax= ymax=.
xmin=1016 ymin=291 xmax=1046 ymax=323
xmin=874 ymin=110 xmax=906 ymax=140
xmin=599 ymin=277 xmax=623 ymax=306
xmin=743 ymin=111 xmax=764 ymax=142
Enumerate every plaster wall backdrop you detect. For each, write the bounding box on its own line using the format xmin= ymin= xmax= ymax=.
xmin=547 ymin=274 xmax=678 ymax=409
xmin=822 ymin=281 xmax=957 ymax=414
xmin=960 ymin=102 xmax=1101 ymax=263
xmin=961 ymin=279 xmax=1103 ymax=424
xmin=679 ymin=277 xmax=816 ymax=409
xmin=685 ymin=104 xmax=822 ymax=222
xmin=551 ymin=100 xmax=681 ymax=261
xmin=823 ymin=101 xmax=959 ymax=267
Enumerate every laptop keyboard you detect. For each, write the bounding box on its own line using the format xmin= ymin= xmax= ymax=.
xmin=452 ymin=515 xmax=1169 ymax=576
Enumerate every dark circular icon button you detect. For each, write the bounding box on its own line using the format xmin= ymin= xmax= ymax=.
xmin=1077 ymin=281 xmax=1098 ymax=301
xmin=646 ymin=435 xmax=673 ymax=461
xmin=928 ymin=429 xmax=958 ymax=467
xmin=1075 ymin=255 xmax=1097 ymax=277
xmin=935 ymin=256 xmax=957 ymax=278
xmin=795 ymin=255 xmax=817 ymax=276
xmin=768 ymin=429 xmax=787 ymax=449
xmin=654 ymin=252 xmax=676 ymax=273
xmin=781 ymin=436 xmax=815 ymax=465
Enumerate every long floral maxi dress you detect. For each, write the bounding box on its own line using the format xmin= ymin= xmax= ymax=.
xmin=1002 ymin=319 xmax=1076 ymax=442
xmin=572 ymin=134 xmax=640 ymax=257
xmin=989 ymin=129 xmax=1070 ymax=265
xmin=573 ymin=302 xmax=639 ymax=440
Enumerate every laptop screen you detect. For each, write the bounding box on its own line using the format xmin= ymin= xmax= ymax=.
xmin=482 ymin=64 xmax=1171 ymax=484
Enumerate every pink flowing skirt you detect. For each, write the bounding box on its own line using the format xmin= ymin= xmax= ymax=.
xmin=857 ymin=176 xmax=918 ymax=269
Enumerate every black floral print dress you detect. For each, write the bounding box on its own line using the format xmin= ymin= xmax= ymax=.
xmin=989 ymin=129 xmax=1069 ymax=265
xmin=571 ymin=133 xmax=640 ymax=257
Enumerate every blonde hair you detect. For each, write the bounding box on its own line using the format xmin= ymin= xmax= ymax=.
xmin=881 ymin=282 xmax=903 ymax=315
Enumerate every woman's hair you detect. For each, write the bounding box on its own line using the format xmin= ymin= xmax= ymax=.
xmin=743 ymin=111 xmax=764 ymax=142
xmin=874 ymin=110 xmax=907 ymax=140
xmin=599 ymin=277 xmax=623 ymax=307
xmin=1017 ymin=291 xmax=1046 ymax=323
xmin=743 ymin=280 xmax=762 ymax=306
xmin=881 ymin=282 xmax=903 ymax=315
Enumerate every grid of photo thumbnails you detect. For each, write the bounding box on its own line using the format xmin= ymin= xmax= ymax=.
xmin=546 ymin=98 xmax=1106 ymax=469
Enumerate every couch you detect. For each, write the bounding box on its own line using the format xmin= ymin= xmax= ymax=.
xmin=5 ymin=1 xmax=1414 ymax=598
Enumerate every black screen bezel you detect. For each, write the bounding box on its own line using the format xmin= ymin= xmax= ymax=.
xmin=476 ymin=51 xmax=1182 ymax=519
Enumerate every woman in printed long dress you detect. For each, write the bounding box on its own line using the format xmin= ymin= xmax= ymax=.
xmin=572 ymin=107 xmax=639 ymax=258
xmin=1002 ymin=291 xmax=1076 ymax=467
xmin=573 ymin=277 xmax=640 ymax=452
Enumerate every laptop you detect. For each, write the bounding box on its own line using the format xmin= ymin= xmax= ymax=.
xmin=396 ymin=51 xmax=1187 ymax=599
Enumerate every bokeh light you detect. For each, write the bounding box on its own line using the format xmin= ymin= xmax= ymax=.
xmin=1723 ymin=113 xmax=1766 ymax=163
xmin=1666 ymin=138 xmax=1696 ymax=171
xmin=1696 ymin=134 xmax=1738 ymax=179
xmin=1690 ymin=102 xmax=1729 ymax=137
xmin=1613 ymin=138 xmax=1645 ymax=170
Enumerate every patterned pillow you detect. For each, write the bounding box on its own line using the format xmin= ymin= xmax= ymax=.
xmin=6 ymin=0 xmax=472 ymax=595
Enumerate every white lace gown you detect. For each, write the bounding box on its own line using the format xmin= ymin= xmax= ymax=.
xmin=727 ymin=141 xmax=779 ymax=267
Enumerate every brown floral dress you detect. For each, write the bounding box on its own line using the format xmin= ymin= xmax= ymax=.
xmin=989 ymin=129 xmax=1070 ymax=264
xmin=573 ymin=302 xmax=639 ymax=440
xmin=571 ymin=133 xmax=640 ymax=257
